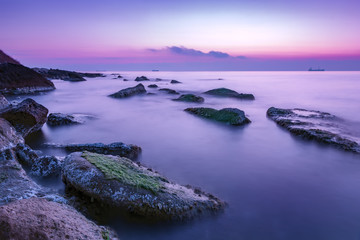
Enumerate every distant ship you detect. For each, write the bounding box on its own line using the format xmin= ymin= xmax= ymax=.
xmin=152 ymin=69 xmax=159 ymax=72
xmin=308 ymin=67 xmax=325 ymax=71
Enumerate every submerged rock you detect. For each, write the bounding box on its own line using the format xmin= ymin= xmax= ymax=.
xmin=0 ymin=63 xmax=55 ymax=95
xmin=45 ymin=142 xmax=141 ymax=160
xmin=47 ymin=113 xmax=92 ymax=126
xmin=185 ymin=107 xmax=251 ymax=126
xmin=159 ymin=88 xmax=180 ymax=95
xmin=135 ymin=76 xmax=149 ymax=81
xmin=0 ymin=198 xmax=118 ymax=240
xmin=148 ymin=84 xmax=158 ymax=88
xmin=0 ymin=98 xmax=48 ymax=137
xmin=170 ymin=80 xmax=182 ymax=84
xmin=62 ymin=151 xmax=225 ymax=220
xmin=173 ymin=94 xmax=204 ymax=103
xmin=267 ymin=107 xmax=360 ymax=153
xmin=204 ymin=88 xmax=255 ymax=100
xmin=109 ymin=84 xmax=146 ymax=98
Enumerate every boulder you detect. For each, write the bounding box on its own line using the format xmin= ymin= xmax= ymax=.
xmin=135 ymin=76 xmax=149 ymax=81
xmin=0 ymin=98 xmax=48 ymax=137
xmin=185 ymin=107 xmax=251 ymax=126
xmin=45 ymin=142 xmax=141 ymax=160
xmin=0 ymin=198 xmax=118 ymax=240
xmin=159 ymin=88 xmax=180 ymax=95
xmin=62 ymin=151 xmax=225 ymax=220
xmin=173 ymin=94 xmax=204 ymax=103
xmin=267 ymin=107 xmax=360 ymax=153
xmin=170 ymin=80 xmax=182 ymax=84
xmin=204 ymin=88 xmax=255 ymax=100
xmin=0 ymin=94 xmax=9 ymax=109
xmin=47 ymin=113 xmax=91 ymax=126
xmin=109 ymin=84 xmax=146 ymax=98
xmin=148 ymin=84 xmax=158 ymax=88
xmin=0 ymin=63 xmax=55 ymax=95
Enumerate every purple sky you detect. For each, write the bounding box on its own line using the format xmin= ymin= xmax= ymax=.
xmin=1 ymin=0 xmax=359 ymax=70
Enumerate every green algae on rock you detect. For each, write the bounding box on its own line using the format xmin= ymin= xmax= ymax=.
xmin=185 ymin=107 xmax=251 ymax=126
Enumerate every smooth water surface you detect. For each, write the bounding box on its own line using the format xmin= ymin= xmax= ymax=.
xmin=12 ymin=71 xmax=360 ymax=240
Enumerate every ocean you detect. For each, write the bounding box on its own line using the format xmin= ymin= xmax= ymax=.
xmin=10 ymin=71 xmax=360 ymax=240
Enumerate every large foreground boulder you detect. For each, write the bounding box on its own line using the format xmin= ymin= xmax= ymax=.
xmin=204 ymin=88 xmax=255 ymax=100
xmin=45 ymin=142 xmax=141 ymax=160
xmin=0 ymin=198 xmax=118 ymax=240
xmin=0 ymin=98 xmax=48 ymax=137
xmin=109 ymin=84 xmax=146 ymax=98
xmin=62 ymin=151 xmax=225 ymax=220
xmin=185 ymin=107 xmax=251 ymax=126
xmin=267 ymin=107 xmax=360 ymax=153
xmin=173 ymin=94 xmax=204 ymax=103
xmin=0 ymin=63 xmax=55 ymax=94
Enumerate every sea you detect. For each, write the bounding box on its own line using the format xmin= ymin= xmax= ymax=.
xmin=9 ymin=71 xmax=360 ymax=240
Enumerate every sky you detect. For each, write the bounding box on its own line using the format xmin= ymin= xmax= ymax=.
xmin=0 ymin=0 xmax=359 ymax=71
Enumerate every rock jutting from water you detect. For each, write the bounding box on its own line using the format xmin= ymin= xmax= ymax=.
xmin=0 ymin=98 xmax=48 ymax=137
xmin=44 ymin=142 xmax=141 ymax=160
xmin=204 ymin=88 xmax=255 ymax=100
xmin=0 ymin=63 xmax=55 ymax=95
xmin=135 ymin=76 xmax=150 ymax=81
xmin=173 ymin=94 xmax=204 ymax=103
xmin=33 ymin=68 xmax=105 ymax=81
xmin=185 ymin=107 xmax=251 ymax=126
xmin=170 ymin=80 xmax=182 ymax=84
xmin=267 ymin=107 xmax=360 ymax=153
xmin=109 ymin=84 xmax=146 ymax=98
xmin=47 ymin=113 xmax=93 ymax=126
xmin=0 ymin=198 xmax=118 ymax=240
xmin=159 ymin=88 xmax=180 ymax=95
xmin=148 ymin=84 xmax=158 ymax=88
xmin=62 ymin=151 xmax=225 ymax=220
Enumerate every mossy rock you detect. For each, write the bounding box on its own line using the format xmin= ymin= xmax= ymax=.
xmin=204 ymin=88 xmax=254 ymax=100
xmin=173 ymin=94 xmax=204 ymax=103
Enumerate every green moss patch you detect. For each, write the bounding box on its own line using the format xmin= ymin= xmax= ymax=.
xmin=82 ymin=151 xmax=163 ymax=194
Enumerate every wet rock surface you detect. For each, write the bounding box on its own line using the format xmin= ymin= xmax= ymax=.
xmin=0 ymin=63 xmax=55 ymax=95
xmin=45 ymin=142 xmax=141 ymax=160
xmin=185 ymin=107 xmax=251 ymax=126
xmin=204 ymin=88 xmax=255 ymax=100
xmin=47 ymin=113 xmax=92 ymax=126
xmin=0 ymin=98 xmax=48 ymax=137
xmin=62 ymin=151 xmax=225 ymax=220
xmin=135 ymin=76 xmax=149 ymax=81
xmin=267 ymin=107 xmax=360 ymax=153
xmin=159 ymin=88 xmax=180 ymax=95
xmin=109 ymin=84 xmax=146 ymax=98
xmin=0 ymin=94 xmax=9 ymax=109
xmin=173 ymin=94 xmax=204 ymax=103
xmin=148 ymin=84 xmax=158 ymax=88
xmin=0 ymin=198 xmax=118 ymax=240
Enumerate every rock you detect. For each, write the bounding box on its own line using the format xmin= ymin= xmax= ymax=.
xmin=0 ymin=94 xmax=9 ymax=109
xmin=170 ymin=80 xmax=182 ymax=84
xmin=47 ymin=113 xmax=89 ymax=126
xmin=0 ymin=98 xmax=48 ymax=137
xmin=155 ymin=78 xmax=162 ymax=81
xmin=267 ymin=107 xmax=360 ymax=153
xmin=185 ymin=107 xmax=251 ymax=126
xmin=117 ymin=75 xmax=123 ymax=78
xmin=123 ymin=79 xmax=129 ymax=81
xmin=0 ymin=63 xmax=55 ymax=95
xmin=148 ymin=84 xmax=158 ymax=88
xmin=62 ymin=151 xmax=225 ymax=220
xmin=0 ymin=50 xmax=21 ymax=65
xmin=159 ymin=88 xmax=180 ymax=95
xmin=204 ymin=88 xmax=255 ymax=100
xmin=0 ymin=118 xmax=24 ymax=151
xmin=109 ymin=84 xmax=146 ymax=98
xmin=0 ymin=198 xmax=118 ymax=240
xmin=33 ymin=68 xmax=105 ymax=81
xmin=134 ymin=76 xmax=149 ymax=81
xmin=173 ymin=94 xmax=204 ymax=103
xmin=45 ymin=142 xmax=141 ymax=160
